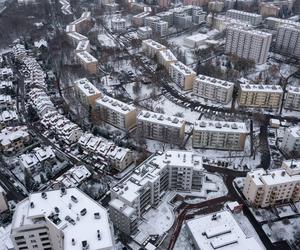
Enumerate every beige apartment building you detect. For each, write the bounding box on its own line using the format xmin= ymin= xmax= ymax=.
xmin=95 ymin=96 xmax=137 ymax=131
xmin=193 ymin=120 xmax=248 ymax=150
xmin=169 ymin=61 xmax=196 ymax=90
xmin=238 ymin=84 xmax=283 ymax=110
xmin=137 ymin=110 xmax=186 ymax=145
xmin=193 ymin=74 xmax=234 ymax=104
xmin=75 ymin=78 xmax=101 ymax=107
xmin=243 ymin=168 xmax=300 ymax=208
xmin=76 ymin=51 xmax=98 ymax=74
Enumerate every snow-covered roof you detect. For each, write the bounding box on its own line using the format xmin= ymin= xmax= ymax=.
xmin=96 ymin=95 xmax=136 ymax=115
xmin=112 ymin=151 xmax=202 ymax=203
xmin=0 ymin=110 xmax=18 ymax=123
xmin=19 ymin=153 xmax=39 ymax=169
xmin=109 ymin=199 xmax=136 ymax=218
xmin=0 ymin=95 xmax=12 ymax=105
xmin=137 ymin=110 xmax=185 ymax=128
xmin=287 ymin=126 xmax=300 ymax=138
xmin=228 ymin=26 xmax=272 ymax=37
xmin=286 ymin=85 xmax=300 ymax=95
xmin=194 ymin=120 xmax=248 ymax=133
xmin=261 ymin=169 xmax=300 ymax=186
xmin=158 ymin=49 xmax=177 ymax=62
xmin=33 ymin=146 xmax=55 ymax=162
xmin=76 ymin=51 xmax=97 ymax=63
xmin=240 ymin=84 xmax=283 ymax=93
xmin=133 ymin=11 xmax=150 ymax=18
xmin=169 ymin=61 xmax=196 ymax=76
xmin=75 ymin=78 xmax=100 ymax=97
xmin=195 ymin=75 xmax=234 ymax=89
xmin=142 ymin=39 xmax=166 ymax=50
xmin=67 ymin=32 xmax=88 ymax=42
xmin=55 ymin=165 xmax=91 ymax=188
xmin=282 ymin=160 xmax=300 ymax=176
xmin=75 ymin=40 xmax=90 ymax=52
xmin=186 ymin=210 xmax=264 ymax=250
xmin=227 ymin=9 xmax=262 ymax=18
xmin=0 ymin=126 xmax=29 ymax=147
xmin=11 ymin=188 xmax=114 ymax=250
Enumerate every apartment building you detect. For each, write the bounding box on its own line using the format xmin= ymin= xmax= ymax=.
xmin=110 ymin=151 xmax=204 ymax=232
xmin=260 ymin=2 xmax=280 ymax=17
xmin=75 ymin=40 xmax=90 ymax=53
xmin=0 ymin=126 xmax=30 ymax=155
xmin=266 ymin=17 xmax=300 ymax=30
xmin=132 ymin=12 xmax=150 ymax=27
xmin=109 ymin=199 xmax=138 ymax=236
xmin=111 ymin=16 xmax=126 ymax=31
xmin=156 ymin=11 xmax=174 ymax=26
xmin=225 ymin=26 xmax=272 ymax=64
xmin=193 ymin=75 xmax=234 ymax=104
xmin=169 ymin=61 xmax=196 ymax=90
xmin=243 ymin=168 xmax=300 ymax=207
xmin=193 ymin=120 xmax=248 ymax=150
xmin=67 ymin=32 xmax=88 ymax=47
xmin=281 ymin=126 xmax=300 ymax=156
xmin=284 ymin=86 xmax=300 ymax=111
xmin=226 ymin=9 xmax=262 ymax=26
xmin=95 ymin=96 xmax=137 ymax=131
xmin=275 ymin=24 xmax=300 ymax=58
xmin=75 ymin=78 xmax=101 ymax=107
xmin=137 ymin=110 xmax=185 ymax=145
xmin=145 ymin=16 xmax=169 ymax=37
xmin=0 ymin=110 xmax=18 ymax=129
xmin=11 ymin=188 xmax=114 ymax=250
xmin=282 ymin=159 xmax=300 ymax=176
xmin=158 ymin=49 xmax=177 ymax=70
xmin=238 ymin=84 xmax=283 ymax=109
xmin=137 ymin=26 xmax=152 ymax=39
xmin=207 ymin=14 xmax=250 ymax=31
xmin=142 ymin=39 xmax=166 ymax=58
xmin=76 ymin=51 xmax=98 ymax=74
xmin=186 ymin=210 xmax=264 ymax=250
xmin=69 ymin=11 xmax=92 ymax=33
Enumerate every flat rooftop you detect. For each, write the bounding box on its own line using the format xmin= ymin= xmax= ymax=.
xmin=12 ymin=188 xmax=114 ymax=250
xmin=76 ymin=51 xmax=98 ymax=63
xmin=240 ymin=84 xmax=283 ymax=93
xmin=194 ymin=120 xmax=248 ymax=133
xmin=196 ymin=75 xmax=234 ymax=89
xmin=96 ymin=95 xmax=136 ymax=115
xmin=170 ymin=61 xmax=195 ymax=76
xmin=137 ymin=110 xmax=185 ymax=128
xmin=75 ymin=78 xmax=101 ymax=97
xmin=186 ymin=210 xmax=264 ymax=250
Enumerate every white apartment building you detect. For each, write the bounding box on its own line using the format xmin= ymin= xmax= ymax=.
xmin=111 ymin=16 xmax=126 ymax=31
xmin=137 ymin=26 xmax=152 ymax=39
xmin=11 ymin=188 xmax=114 ymax=250
xmin=132 ymin=12 xmax=150 ymax=27
xmin=186 ymin=210 xmax=264 ymax=250
xmin=266 ymin=17 xmax=300 ymax=30
xmin=193 ymin=120 xmax=248 ymax=150
xmin=145 ymin=16 xmax=168 ymax=37
xmin=110 ymin=151 xmax=204 ymax=228
xmin=75 ymin=40 xmax=90 ymax=53
xmin=137 ymin=110 xmax=186 ymax=145
xmin=193 ymin=75 xmax=234 ymax=104
xmin=284 ymin=86 xmax=300 ymax=111
xmin=226 ymin=9 xmax=262 ymax=26
xmin=281 ymin=126 xmax=300 ymax=156
xmin=238 ymin=84 xmax=283 ymax=109
xmin=67 ymin=32 xmax=88 ymax=47
xmin=158 ymin=49 xmax=177 ymax=70
xmin=75 ymin=78 xmax=101 ymax=107
xmin=109 ymin=199 xmax=138 ymax=236
xmin=225 ymin=26 xmax=272 ymax=64
xmin=95 ymin=96 xmax=137 ymax=131
xmin=275 ymin=25 xmax=300 ymax=58
xmin=243 ymin=168 xmax=300 ymax=207
xmin=282 ymin=159 xmax=300 ymax=176
xmin=76 ymin=51 xmax=98 ymax=74
xmin=69 ymin=11 xmax=92 ymax=33
xmin=142 ymin=39 xmax=166 ymax=58
xmin=169 ymin=61 xmax=196 ymax=90
xmin=0 ymin=126 xmax=30 ymax=155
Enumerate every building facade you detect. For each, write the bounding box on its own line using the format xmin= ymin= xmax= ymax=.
xmin=137 ymin=111 xmax=186 ymax=145
xmin=193 ymin=75 xmax=234 ymax=104
xmin=95 ymin=96 xmax=137 ymax=131
xmin=243 ymin=168 xmax=300 ymax=207
xmin=225 ymin=26 xmax=272 ymax=64
xmin=193 ymin=120 xmax=248 ymax=150
xmin=238 ymin=84 xmax=283 ymax=110
xmin=226 ymin=9 xmax=262 ymax=26
xmin=281 ymin=126 xmax=300 ymax=157
xmin=169 ymin=61 xmax=196 ymax=90
xmin=75 ymin=78 xmax=101 ymax=107
xmin=284 ymin=86 xmax=300 ymax=111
